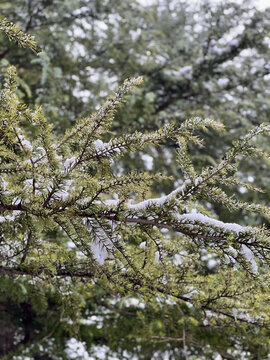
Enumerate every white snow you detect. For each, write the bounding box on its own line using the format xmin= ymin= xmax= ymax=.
xmin=2 ymin=179 xmax=8 ymax=191
xmin=141 ymin=153 xmax=154 ymax=170
xmin=24 ymin=179 xmax=33 ymax=188
xmin=229 ymin=39 xmax=239 ymax=47
xmin=251 ymin=58 xmax=265 ymax=68
xmin=80 ymin=315 xmax=104 ymax=328
xmin=0 ymin=210 xmax=21 ymax=222
xmin=263 ymin=36 xmax=270 ymax=48
xmin=176 ymin=210 xmax=245 ymax=234
xmin=124 ymin=297 xmax=145 ymax=309
xmin=207 ymin=258 xmax=218 ymax=269
xmin=94 ymin=139 xmax=121 ymax=155
xmin=139 ymin=241 xmax=146 ymax=249
xmin=54 ymin=180 xmax=74 ymax=201
xmin=178 ymin=65 xmax=192 ymax=75
xmin=18 ymin=134 xmax=33 ymax=151
xmin=90 ymin=240 xmax=109 ymax=265
xmin=212 ymin=45 xmax=225 ymax=55
xmin=128 ymin=179 xmax=192 ymax=211
xmin=241 ymin=244 xmax=258 ymax=274
xmin=217 ymin=78 xmax=229 ymax=87
xmin=54 ymin=189 xmax=69 ymax=201
xmin=94 ymin=139 xmax=107 ymax=152
xmin=65 ymin=338 xmax=91 ymax=360
xmin=64 ymin=156 xmax=77 ymax=171
xmin=130 ymin=28 xmax=142 ymax=41
xmin=172 ymin=253 xmax=182 ymax=265
xmin=128 ymin=195 xmax=167 ymax=210
xmin=104 ymin=199 xmax=119 ymax=206
xmin=173 ymin=211 xmax=257 ymax=272
xmin=194 ymin=24 xmax=203 ymax=33
xmin=250 ymin=58 xmax=265 ymax=74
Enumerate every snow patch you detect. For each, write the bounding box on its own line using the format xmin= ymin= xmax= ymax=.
xmin=128 ymin=179 xmax=193 ymax=211
xmin=241 ymin=244 xmax=258 ymax=274
xmin=65 ymin=338 xmax=91 ymax=360
xmin=64 ymin=157 xmax=77 ymax=171
xmin=141 ymin=153 xmax=154 ymax=170
xmin=139 ymin=241 xmax=146 ymax=249
xmin=124 ymin=297 xmax=145 ymax=309
xmin=176 ymin=211 xmax=245 ymax=233
xmin=94 ymin=139 xmax=121 ymax=155
xmin=229 ymin=39 xmax=239 ymax=47
xmin=18 ymin=134 xmax=33 ymax=151
xmin=90 ymin=240 xmax=109 ymax=265
xmin=217 ymin=78 xmax=229 ymax=87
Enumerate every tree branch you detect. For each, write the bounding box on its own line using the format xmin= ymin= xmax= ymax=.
xmin=0 ymin=203 xmax=28 ymax=212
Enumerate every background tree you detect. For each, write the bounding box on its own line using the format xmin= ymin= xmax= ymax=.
xmin=1 ymin=0 xmax=270 ymax=224
xmin=1 ymin=1 xmax=270 ymax=358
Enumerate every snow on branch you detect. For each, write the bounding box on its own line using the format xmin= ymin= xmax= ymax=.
xmin=1 ymin=67 xmax=270 ymax=327
xmin=0 ymin=16 xmax=38 ymax=52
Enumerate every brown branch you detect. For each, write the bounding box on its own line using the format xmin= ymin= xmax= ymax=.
xmin=150 ymin=335 xmax=184 ymax=343
xmin=1 ymin=264 xmax=268 ymax=328
xmin=43 ymin=185 xmax=56 ymax=208
xmin=96 ymin=299 xmax=137 ymax=317
xmin=0 ymin=265 xmax=96 ymax=279
xmin=83 ymin=213 xmax=229 ymax=242
xmin=0 ymin=203 xmax=28 ymax=212
xmin=0 ymin=48 xmax=9 ymax=60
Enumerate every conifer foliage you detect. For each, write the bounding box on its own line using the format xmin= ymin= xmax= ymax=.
xmin=0 ymin=15 xmax=38 ymax=52
xmin=1 ymin=16 xmax=270 ymax=359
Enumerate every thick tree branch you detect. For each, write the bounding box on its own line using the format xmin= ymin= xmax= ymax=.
xmin=0 ymin=265 xmax=96 ymax=278
xmin=0 ymin=203 xmax=28 ymax=212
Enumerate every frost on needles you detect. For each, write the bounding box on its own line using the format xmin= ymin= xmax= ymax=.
xmin=1 ymin=64 xmax=270 ymax=329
